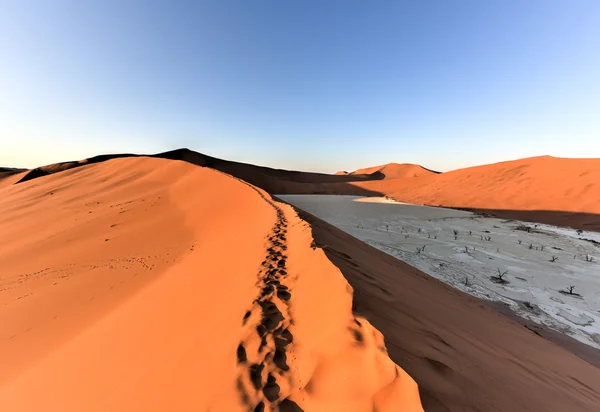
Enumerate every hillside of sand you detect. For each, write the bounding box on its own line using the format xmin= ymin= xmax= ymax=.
xmin=296 ymin=206 xmax=600 ymax=412
xmin=0 ymin=157 xmax=422 ymax=411
xmin=376 ymin=156 xmax=600 ymax=213
xmin=330 ymin=156 xmax=600 ymax=230
xmin=5 ymin=150 xmax=600 ymax=230
xmin=345 ymin=163 xmax=439 ymax=179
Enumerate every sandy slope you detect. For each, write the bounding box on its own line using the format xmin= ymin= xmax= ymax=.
xmin=348 ymin=163 xmax=437 ymax=179
xmin=355 ymin=156 xmax=600 ymax=212
xmin=10 ymin=151 xmax=600 ymax=229
xmin=295 ymin=206 xmax=600 ymax=412
xmin=0 ymin=157 xmax=422 ymax=411
xmin=0 ymin=170 xmax=27 ymax=190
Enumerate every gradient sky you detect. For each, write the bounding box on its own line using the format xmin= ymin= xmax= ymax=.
xmin=1 ymin=1 xmax=599 ymax=173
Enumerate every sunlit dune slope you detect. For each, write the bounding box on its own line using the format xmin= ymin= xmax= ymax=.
xmin=350 ymin=163 xmax=438 ymax=179
xmin=9 ymin=150 xmax=600 ymax=229
xmin=0 ymin=168 xmax=27 ymax=189
xmin=0 ymin=157 xmax=422 ymax=411
xmin=381 ymin=156 xmax=600 ymax=213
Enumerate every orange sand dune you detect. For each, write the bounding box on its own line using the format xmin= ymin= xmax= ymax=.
xmin=339 ymin=155 xmax=600 ymax=230
xmin=348 ymin=163 xmax=438 ymax=179
xmin=6 ymin=150 xmax=600 ymax=229
xmin=0 ymin=168 xmax=27 ymax=190
xmin=379 ymin=156 xmax=600 ymax=213
xmin=0 ymin=157 xmax=422 ymax=411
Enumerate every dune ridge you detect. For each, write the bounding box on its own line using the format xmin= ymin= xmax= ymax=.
xmin=7 ymin=150 xmax=599 ymax=230
xmin=0 ymin=157 xmax=423 ymax=411
xmin=380 ymin=156 xmax=600 ymax=214
xmin=348 ymin=162 xmax=438 ymax=179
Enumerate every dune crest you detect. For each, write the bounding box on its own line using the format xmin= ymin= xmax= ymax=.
xmin=0 ymin=157 xmax=423 ymax=411
xmin=354 ymin=156 xmax=600 ymax=213
xmin=351 ymin=163 xmax=438 ymax=179
xmin=11 ymin=150 xmax=600 ymax=230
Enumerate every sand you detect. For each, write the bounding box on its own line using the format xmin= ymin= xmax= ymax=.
xmin=346 ymin=156 xmax=600 ymax=230
xmin=0 ymin=157 xmax=422 ymax=411
xmin=347 ymin=163 xmax=438 ymax=179
xmin=295 ymin=205 xmax=600 ymax=412
xmin=3 ymin=151 xmax=600 ymax=411
xmin=280 ymin=195 xmax=600 ymax=350
xmin=11 ymin=151 xmax=600 ymax=230
xmin=0 ymin=170 xmax=27 ymax=190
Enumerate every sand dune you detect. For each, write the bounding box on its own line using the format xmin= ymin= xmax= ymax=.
xmin=0 ymin=157 xmax=422 ymax=411
xmin=296 ymin=206 xmax=600 ymax=411
xmin=326 ymin=157 xmax=600 ymax=230
xmin=347 ymin=163 xmax=438 ymax=179
xmin=332 ymin=156 xmax=599 ymax=230
xmin=12 ymin=150 xmax=599 ymax=230
xmin=380 ymin=156 xmax=600 ymax=213
xmin=0 ymin=168 xmax=27 ymax=190
xmin=3 ymin=151 xmax=600 ymax=410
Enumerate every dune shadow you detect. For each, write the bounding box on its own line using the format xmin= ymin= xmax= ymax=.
xmin=15 ymin=148 xmax=384 ymax=197
xmin=452 ymin=207 xmax=600 ymax=232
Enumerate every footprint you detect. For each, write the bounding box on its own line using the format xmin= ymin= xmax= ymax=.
xmin=242 ymin=310 xmax=252 ymax=325
xmin=350 ymin=327 xmax=364 ymax=346
xmin=237 ymin=343 xmax=247 ymax=364
xmin=263 ymin=374 xmax=280 ymax=401
xmin=260 ymin=301 xmax=285 ymax=331
xmin=278 ymin=399 xmax=303 ymax=412
xmin=249 ymin=363 xmax=264 ymax=390
xmin=274 ymin=347 xmax=289 ymax=371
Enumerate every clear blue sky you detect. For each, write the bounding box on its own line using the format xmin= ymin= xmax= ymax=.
xmin=1 ymin=1 xmax=599 ymax=173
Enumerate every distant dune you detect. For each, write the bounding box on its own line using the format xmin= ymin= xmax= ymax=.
xmin=0 ymin=157 xmax=422 ymax=411
xmin=362 ymin=156 xmax=600 ymax=230
xmin=383 ymin=156 xmax=600 ymax=210
xmin=330 ymin=157 xmax=599 ymax=230
xmin=12 ymin=149 xmax=382 ymax=197
xmin=5 ymin=151 xmax=600 ymax=230
xmin=346 ymin=162 xmax=439 ymax=179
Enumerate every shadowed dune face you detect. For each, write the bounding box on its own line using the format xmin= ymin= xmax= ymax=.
xmin=14 ymin=149 xmax=385 ymax=197
xmin=450 ymin=207 xmax=600 ymax=232
xmin=293 ymin=206 xmax=600 ymax=412
xmin=0 ymin=157 xmax=423 ymax=411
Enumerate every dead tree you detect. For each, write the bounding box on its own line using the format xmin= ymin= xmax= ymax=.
xmin=497 ymin=268 xmax=508 ymax=280
xmin=490 ymin=268 xmax=509 ymax=284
